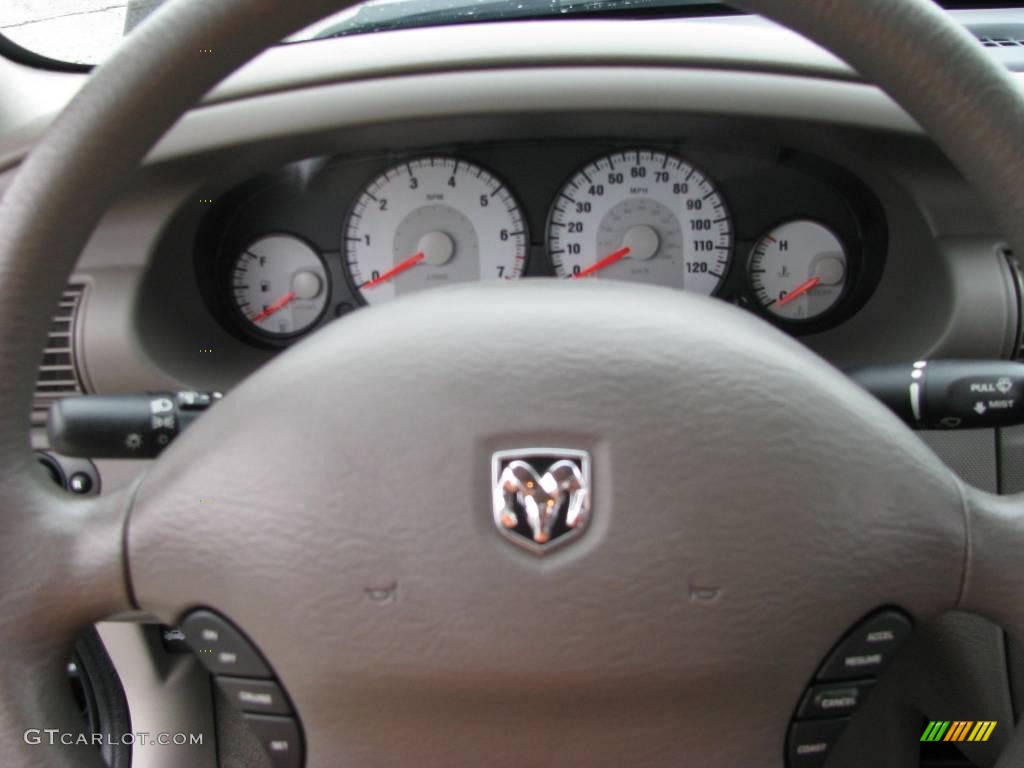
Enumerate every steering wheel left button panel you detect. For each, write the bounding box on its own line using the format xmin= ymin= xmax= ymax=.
xmin=180 ymin=610 xmax=305 ymax=767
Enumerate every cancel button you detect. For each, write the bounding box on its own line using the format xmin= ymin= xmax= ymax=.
xmin=798 ymin=679 xmax=875 ymax=719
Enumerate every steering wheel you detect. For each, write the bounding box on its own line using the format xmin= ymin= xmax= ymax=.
xmin=2 ymin=0 xmax=1023 ymax=766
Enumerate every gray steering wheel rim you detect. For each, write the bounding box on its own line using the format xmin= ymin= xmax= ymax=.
xmin=1 ymin=0 xmax=1024 ymax=766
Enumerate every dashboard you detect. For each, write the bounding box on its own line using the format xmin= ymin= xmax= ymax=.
xmin=193 ymin=141 xmax=887 ymax=348
xmin=5 ymin=15 xmax=1009 ymax=410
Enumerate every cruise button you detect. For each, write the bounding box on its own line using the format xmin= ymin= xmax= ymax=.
xmin=217 ymin=676 xmax=291 ymax=715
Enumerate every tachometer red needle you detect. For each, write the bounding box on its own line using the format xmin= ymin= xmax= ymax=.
xmin=572 ymin=246 xmax=632 ymax=279
xmin=776 ymin=276 xmax=821 ymax=307
xmin=361 ymin=251 xmax=425 ymax=289
xmin=251 ymin=290 xmax=296 ymax=323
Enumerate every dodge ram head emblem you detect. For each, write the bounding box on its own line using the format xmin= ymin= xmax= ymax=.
xmin=492 ymin=449 xmax=591 ymax=554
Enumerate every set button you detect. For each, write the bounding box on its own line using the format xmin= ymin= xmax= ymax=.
xmin=243 ymin=714 xmax=303 ymax=768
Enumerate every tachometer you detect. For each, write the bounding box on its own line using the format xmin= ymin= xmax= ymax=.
xmin=345 ymin=157 xmax=528 ymax=304
xmin=547 ymin=149 xmax=732 ymax=294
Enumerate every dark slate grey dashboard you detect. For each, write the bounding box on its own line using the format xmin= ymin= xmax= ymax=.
xmin=3 ymin=13 xmax=1013 ymax=447
xmin=122 ymin=110 xmax=1019 ymax=397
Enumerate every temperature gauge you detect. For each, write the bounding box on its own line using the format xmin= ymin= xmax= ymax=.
xmin=748 ymin=220 xmax=848 ymax=322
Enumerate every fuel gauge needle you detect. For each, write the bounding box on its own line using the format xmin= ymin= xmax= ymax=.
xmin=251 ymin=290 xmax=296 ymax=323
xmin=572 ymin=246 xmax=631 ymax=279
xmin=775 ymin=276 xmax=821 ymax=307
xmin=361 ymin=251 xmax=425 ymax=289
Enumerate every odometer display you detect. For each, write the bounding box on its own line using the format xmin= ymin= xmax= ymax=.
xmin=547 ymin=150 xmax=732 ymax=294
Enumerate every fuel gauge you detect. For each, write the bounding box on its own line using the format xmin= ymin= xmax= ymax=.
xmin=748 ymin=220 xmax=848 ymax=322
xmin=230 ymin=234 xmax=328 ymax=339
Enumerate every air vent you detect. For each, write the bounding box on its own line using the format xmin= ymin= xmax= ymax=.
xmin=965 ymin=22 xmax=1024 ymax=70
xmin=968 ymin=23 xmax=1024 ymax=46
xmin=32 ymin=283 xmax=86 ymax=424
xmin=974 ymin=33 xmax=1024 ymax=47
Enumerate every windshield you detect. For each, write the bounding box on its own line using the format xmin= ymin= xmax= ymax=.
xmin=0 ymin=0 xmax=1017 ymax=68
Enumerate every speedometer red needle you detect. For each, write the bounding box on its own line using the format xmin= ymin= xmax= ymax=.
xmin=572 ymin=246 xmax=631 ymax=279
xmin=361 ymin=251 xmax=425 ymax=289
xmin=776 ymin=276 xmax=821 ymax=307
xmin=251 ymin=290 xmax=296 ymax=322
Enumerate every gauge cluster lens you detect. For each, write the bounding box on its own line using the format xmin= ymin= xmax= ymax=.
xmin=208 ymin=148 xmax=875 ymax=348
xmin=748 ymin=220 xmax=848 ymax=322
xmin=547 ymin=150 xmax=733 ymax=295
xmin=345 ymin=157 xmax=528 ymax=304
xmin=231 ymin=235 xmax=328 ymax=338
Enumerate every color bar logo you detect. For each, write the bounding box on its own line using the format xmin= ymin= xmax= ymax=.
xmin=921 ymin=721 xmax=997 ymax=743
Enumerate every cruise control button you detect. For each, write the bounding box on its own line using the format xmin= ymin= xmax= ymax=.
xmin=180 ymin=610 xmax=271 ymax=677
xmin=217 ymin=676 xmax=291 ymax=715
xmin=243 ymin=714 xmax=302 ymax=768
xmin=817 ymin=611 xmax=912 ymax=681
xmin=788 ymin=719 xmax=847 ymax=768
xmin=798 ymin=679 xmax=875 ymax=719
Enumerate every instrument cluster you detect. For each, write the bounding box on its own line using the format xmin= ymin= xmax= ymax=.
xmin=195 ymin=143 xmax=887 ymax=347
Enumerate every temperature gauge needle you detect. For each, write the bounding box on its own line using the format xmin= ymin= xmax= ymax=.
xmin=361 ymin=251 xmax=425 ymax=289
xmin=251 ymin=290 xmax=296 ymax=323
xmin=776 ymin=276 xmax=821 ymax=307
xmin=572 ymin=246 xmax=631 ymax=279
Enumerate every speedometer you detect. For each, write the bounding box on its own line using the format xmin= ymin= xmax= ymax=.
xmin=345 ymin=157 xmax=528 ymax=304
xmin=547 ymin=150 xmax=732 ymax=294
